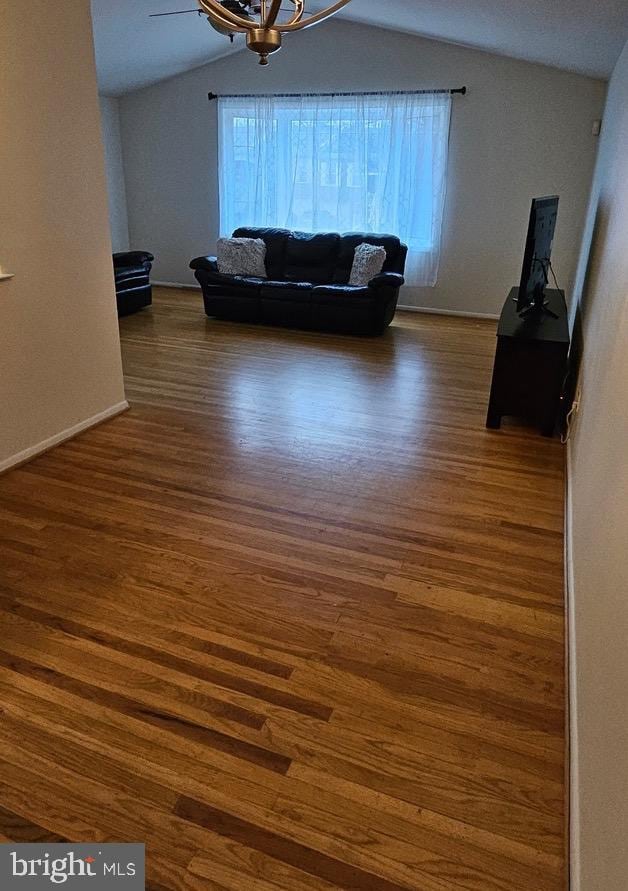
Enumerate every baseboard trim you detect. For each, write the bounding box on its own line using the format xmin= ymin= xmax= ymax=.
xmin=397 ymin=304 xmax=499 ymax=320
xmin=153 ymin=281 xmax=200 ymax=290
xmin=0 ymin=400 xmax=129 ymax=475
xmin=565 ymin=441 xmax=579 ymax=891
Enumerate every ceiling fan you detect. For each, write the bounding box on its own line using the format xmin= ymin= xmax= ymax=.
xmin=150 ymin=0 xmax=352 ymax=65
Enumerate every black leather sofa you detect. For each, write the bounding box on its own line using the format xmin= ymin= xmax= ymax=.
xmin=190 ymin=229 xmax=407 ymax=335
xmin=113 ymin=251 xmax=154 ymax=317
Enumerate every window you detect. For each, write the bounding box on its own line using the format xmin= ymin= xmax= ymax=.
xmin=218 ymin=92 xmax=452 ymax=286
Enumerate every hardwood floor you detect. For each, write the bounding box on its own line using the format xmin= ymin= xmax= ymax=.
xmin=0 ymin=287 xmax=566 ymax=890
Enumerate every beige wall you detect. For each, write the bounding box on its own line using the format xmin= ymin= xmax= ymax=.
xmin=0 ymin=0 xmax=126 ymax=470
xmin=100 ymin=96 xmax=130 ymax=253
xmin=568 ymin=38 xmax=628 ymax=891
xmin=118 ymin=19 xmax=605 ymax=315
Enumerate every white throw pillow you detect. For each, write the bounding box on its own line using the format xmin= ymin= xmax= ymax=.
xmin=349 ymin=243 xmax=387 ymax=286
xmin=216 ymin=237 xmax=267 ymax=277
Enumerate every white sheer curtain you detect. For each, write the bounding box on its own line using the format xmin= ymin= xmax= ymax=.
xmin=218 ymin=91 xmax=452 ymax=286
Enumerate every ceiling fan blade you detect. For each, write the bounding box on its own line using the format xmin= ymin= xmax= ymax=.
xmin=149 ymin=2 xmax=296 ymax=23
xmin=149 ymin=9 xmax=204 ymax=17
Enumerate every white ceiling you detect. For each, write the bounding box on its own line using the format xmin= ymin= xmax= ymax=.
xmin=92 ymin=0 xmax=628 ymax=96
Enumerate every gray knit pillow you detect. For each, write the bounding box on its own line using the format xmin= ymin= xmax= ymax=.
xmin=349 ymin=243 xmax=387 ymax=286
xmin=216 ymin=237 xmax=267 ymax=277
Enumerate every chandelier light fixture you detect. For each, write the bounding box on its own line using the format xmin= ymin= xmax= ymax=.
xmin=197 ymin=0 xmax=352 ymax=65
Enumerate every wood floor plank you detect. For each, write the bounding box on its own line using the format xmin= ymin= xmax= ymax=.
xmin=0 ymin=288 xmax=566 ymax=889
xmin=0 ymin=594 xmax=331 ymax=721
xmin=260 ymin=712 xmax=563 ymax=855
xmin=287 ymin=763 xmax=563 ymax=878
xmin=0 ymin=665 xmax=557 ymax=891
xmin=0 ymin=805 xmax=66 ymax=845
xmin=175 ymin=795 xmax=432 ymax=891
xmin=0 ymin=749 xmax=350 ymax=891
xmin=0 ymin=642 xmax=290 ymax=775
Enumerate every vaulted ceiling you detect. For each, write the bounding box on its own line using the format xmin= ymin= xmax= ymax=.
xmin=92 ymin=0 xmax=628 ymax=96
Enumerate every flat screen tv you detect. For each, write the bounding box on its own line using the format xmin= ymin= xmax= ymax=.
xmin=517 ymin=196 xmax=559 ymax=316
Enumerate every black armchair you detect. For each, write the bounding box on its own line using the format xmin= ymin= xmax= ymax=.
xmin=113 ymin=251 xmax=154 ymax=317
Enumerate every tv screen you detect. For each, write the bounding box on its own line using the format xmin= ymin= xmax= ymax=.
xmin=517 ymin=196 xmax=559 ymax=314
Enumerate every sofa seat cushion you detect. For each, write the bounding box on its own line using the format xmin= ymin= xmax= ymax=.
xmin=231 ymin=275 xmax=266 ymax=289
xmin=200 ymin=270 xmax=265 ymax=290
xmin=261 ymin=281 xmax=313 ymax=302
xmin=312 ymin=284 xmax=372 ymax=305
xmin=284 ymin=232 xmax=340 ymax=284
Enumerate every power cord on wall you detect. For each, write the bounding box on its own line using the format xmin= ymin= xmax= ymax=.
xmin=549 ymin=260 xmax=580 ymax=444
xmin=561 ymin=394 xmax=579 ymax=444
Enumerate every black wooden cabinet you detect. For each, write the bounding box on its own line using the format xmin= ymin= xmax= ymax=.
xmin=486 ymin=288 xmax=570 ymax=437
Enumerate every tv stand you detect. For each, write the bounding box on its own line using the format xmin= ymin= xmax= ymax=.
xmin=487 ymin=287 xmax=569 ymax=436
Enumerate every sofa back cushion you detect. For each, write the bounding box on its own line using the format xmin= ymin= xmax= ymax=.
xmin=231 ymin=227 xmax=406 ymax=284
xmin=233 ymin=227 xmax=290 ymax=279
xmin=283 ymin=232 xmax=340 ymax=284
xmin=333 ymin=233 xmax=405 ymax=284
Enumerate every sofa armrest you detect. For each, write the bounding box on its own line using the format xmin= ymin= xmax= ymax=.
xmin=190 ymin=255 xmax=219 ymax=273
xmin=368 ymin=272 xmax=405 ymax=290
xmin=113 ymin=251 xmax=154 ymax=268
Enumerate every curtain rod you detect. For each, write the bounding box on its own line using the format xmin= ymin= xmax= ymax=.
xmin=208 ymin=87 xmax=466 ymax=101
